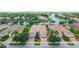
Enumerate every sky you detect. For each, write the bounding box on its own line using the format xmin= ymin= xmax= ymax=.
xmin=0 ymin=0 xmax=79 ymax=12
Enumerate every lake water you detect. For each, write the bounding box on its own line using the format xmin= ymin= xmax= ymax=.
xmin=49 ymin=14 xmax=65 ymax=24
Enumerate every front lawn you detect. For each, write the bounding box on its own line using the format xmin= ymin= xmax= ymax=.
xmin=10 ymin=42 xmax=25 ymax=46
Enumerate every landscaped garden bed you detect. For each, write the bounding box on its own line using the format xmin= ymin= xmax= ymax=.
xmin=47 ymin=30 xmax=61 ymax=46
xmin=74 ymin=34 xmax=79 ymax=41
xmin=46 ymin=25 xmax=50 ymax=35
xmin=0 ymin=34 xmax=9 ymax=42
xmin=34 ymin=32 xmax=40 ymax=46
xmin=62 ymin=32 xmax=74 ymax=46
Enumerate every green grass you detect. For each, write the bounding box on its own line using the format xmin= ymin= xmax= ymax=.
xmin=10 ymin=42 xmax=25 ymax=46
xmin=34 ymin=38 xmax=40 ymax=46
xmin=0 ymin=19 xmax=52 ymax=23
xmin=34 ymin=42 xmax=40 ymax=46
xmin=48 ymin=42 xmax=60 ymax=46
xmin=67 ymin=43 xmax=74 ymax=46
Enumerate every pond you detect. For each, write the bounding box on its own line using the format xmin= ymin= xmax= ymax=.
xmin=49 ymin=14 xmax=65 ymax=24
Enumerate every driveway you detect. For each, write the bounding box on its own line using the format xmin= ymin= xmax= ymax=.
xmin=26 ymin=25 xmax=48 ymax=48
xmin=37 ymin=25 xmax=48 ymax=47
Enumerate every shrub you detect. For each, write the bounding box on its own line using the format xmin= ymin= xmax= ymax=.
xmin=48 ymin=30 xmax=61 ymax=46
xmin=75 ymin=34 xmax=79 ymax=41
xmin=0 ymin=43 xmax=6 ymax=48
xmin=12 ymin=30 xmax=19 ymax=35
xmin=34 ymin=32 xmax=40 ymax=46
xmin=59 ymin=21 xmax=66 ymax=24
xmin=13 ymin=33 xmax=29 ymax=42
xmin=62 ymin=32 xmax=70 ymax=41
xmin=0 ymin=35 xmax=9 ymax=41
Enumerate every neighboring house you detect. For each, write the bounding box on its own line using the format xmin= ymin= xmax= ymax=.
xmin=6 ymin=17 xmax=11 ymax=20
xmin=38 ymin=16 xmax=48 ymax=20
xmin=70 ymin=17 xmax=79 ymax=22
xmin=21 ymin=16 xmax=26 ymax=20
xmin=14 ymin=16 xmax=20 ymax=20
xmin=49 ymin=25 xmax=74 ymax=37
xmin=70 ymin=24 xmax=79 ymax=30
